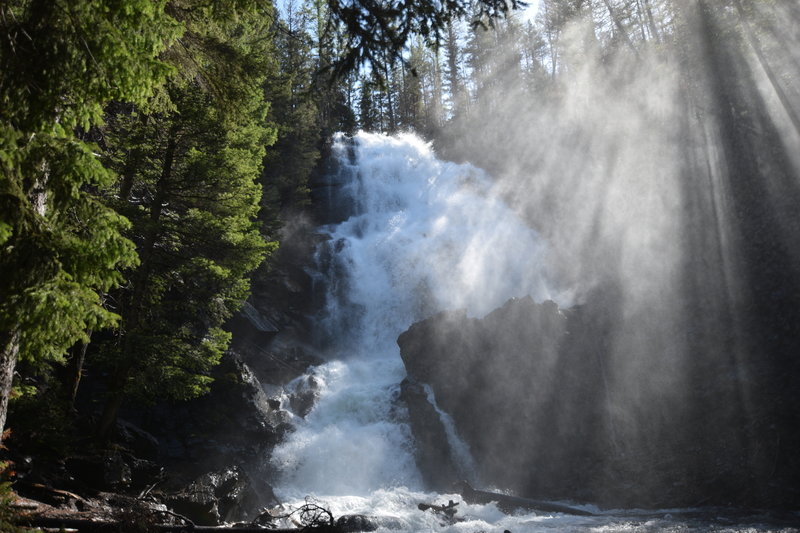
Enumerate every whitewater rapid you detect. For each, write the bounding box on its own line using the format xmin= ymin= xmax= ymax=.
xmin=266 ymin=132 xmax=797 ymax=533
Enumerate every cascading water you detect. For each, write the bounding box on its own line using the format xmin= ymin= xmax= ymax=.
xmin=267 ymin=132 xmax=795 ymax=532
xmin=271 ymin=130 xmax=553 ymax=484
xmin=270 ymin=131 xmax=554 ymax=519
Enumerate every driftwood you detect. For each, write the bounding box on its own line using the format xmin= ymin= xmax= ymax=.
xmin=418 ymin=499 xmax=460 ymax=524
xmin=454 ymin=481 xmax=594 ymax=516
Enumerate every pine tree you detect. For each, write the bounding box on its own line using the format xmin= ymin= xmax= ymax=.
xmin=262 ymin=0 xmax=322 ymax=214
xmin=95 ymin=1 xmax=276 ymax=437
xmin=359 ymin=76 xmax=381 ymax=131
xmin=0 ymin=0 xmax=179 ymax=440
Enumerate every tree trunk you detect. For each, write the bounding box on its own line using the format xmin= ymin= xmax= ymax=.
xmin=65 ymin=330 xmax=92 ymax=409
xmin=1 ymin=133 xmax=53 ymax=441
xmin=0 ymin=331 xmax=20 ymax=442
xmin=601 ymin=0 xmax=639 ymax=54
xmin=383 ymin=60 xmax=396 ymax=132
xmin=733 ymin=0 xmax=800 ymax=139
xmin=642 ymin=0 xmax=661 ymax=43
xmin=96 ymin=123 xmax=179 ymax=440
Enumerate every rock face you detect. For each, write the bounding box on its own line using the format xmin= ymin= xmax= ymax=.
xmin=113 ymin=351 xmax=284 ymax=523
xmin=397 ymin=291 xmax=800 ymax=509
xmin=398 ymin=297 xmax=602 ymax=502
xmin=124 ymin=351 xmax=291 ymax=468
xmin=398 ymin=379 xmax=459 ymax=491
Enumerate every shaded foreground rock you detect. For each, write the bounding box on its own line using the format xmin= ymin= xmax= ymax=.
xmin=161 ymin=466 xmax=275 ymax=525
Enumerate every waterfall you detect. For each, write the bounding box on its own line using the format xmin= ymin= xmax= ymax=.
xmin=270 ymin=132 xmax=554 ymax=498
xmin=266 ymin=132 xmax=792 ymax=532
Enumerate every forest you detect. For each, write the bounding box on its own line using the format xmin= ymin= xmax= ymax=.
xmin=1 ymin=0 xmax=799 ymax=530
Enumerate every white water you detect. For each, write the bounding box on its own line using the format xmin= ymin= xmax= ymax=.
xmin=268 ymin=132 xmax=797 ymax=533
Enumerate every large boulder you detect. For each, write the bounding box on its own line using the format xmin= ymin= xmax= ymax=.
xmin=398 ymin=297 xmax=595 ymax=500
xmin=162 ymin=466 xmax=277 ymax=525
xmin=397 ymin=286 xmax=800 ymax=509
xmin=116 ymin=351 xmax=293 ymax=511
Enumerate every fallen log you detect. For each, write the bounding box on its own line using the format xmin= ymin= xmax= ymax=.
xmin=20 ymin=517 xmax=342 ymax=533
xmin=454 ymin=481 xmax=593 ymax=516
xmin=417 ymin=499 xmax=461 ymax=525
xmin=417 ymin=500 xmax=459 ymax=518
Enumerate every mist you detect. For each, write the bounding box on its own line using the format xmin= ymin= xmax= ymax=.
xmin=270 ymin=0 xmax=800 ymax=515
xmin=418 ymin=0 xmax=800 ymax=506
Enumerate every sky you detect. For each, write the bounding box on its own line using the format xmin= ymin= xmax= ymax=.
xmin=520 ymin=0 xmax=541 ymax=22
xmin=274 ymin=0 xmax=542 ymax=26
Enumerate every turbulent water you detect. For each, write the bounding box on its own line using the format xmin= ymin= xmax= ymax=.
xmin=267 ymin=132 xmax=797 ymax=533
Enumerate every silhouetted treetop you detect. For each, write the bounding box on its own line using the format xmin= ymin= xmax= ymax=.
xmin=327 ymin=0 xmax=527 ymax=76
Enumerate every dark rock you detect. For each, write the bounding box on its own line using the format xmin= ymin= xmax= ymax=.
xmin=163 ymin=466 xmax=278 ymax=526
xmin=397 ymin=285 xmax=800 ymax=509
xmin=164 ymin=473 xmax=219 ymax=526
xmin=125 ymin=456 xmax=162 ymax=493
xmin=114 ymin=419 xmax=159 ymax=460
xmin=122 ymin=351 xmax=291 ymax=467
xmin=64 ymin=453 xmax=132 ymax=492
xmin=103 ymin=453 xmax=131 ymax=490
xmin=398 ymin=379 xmax=459 ymax=491
xmin=398 ymin=297 xmax=572 ymax=497
xmin=226 ymin=301 xmax=280 ymax=353
xmin=336 ymin=514 xmax=404 ymax=532
xmin=288 ymin=374 xmax=321 ymax=418
xmin=238 ymin=340 xmax=323 ymax=388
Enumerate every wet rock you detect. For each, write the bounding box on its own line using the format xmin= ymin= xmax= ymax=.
xmin=121 ymin=351 xmax=292 ymax=467
xmin=398 ymin=378 xmax=459 ymax=491
xmin=288 ymin=374 xmax=321 ymax=418
xmin=126 ymin=456 xmax=162 ymax=493
xmin=240 ymin=340 xmax=323 ymax=388
xmin=336 ymin=514 xmax=404 ymax=532
xmin=162 ymin=466 xmax=276 ymax=526
xmin=164 ymin=474 xmax=219 ymax=526
xmin=397 ymin=286 xmax=800 ymax=509
xmin=103 ymin=453 xmax=132 ymax=490
xmin=398 ymin=296 xmax=619 ymax=501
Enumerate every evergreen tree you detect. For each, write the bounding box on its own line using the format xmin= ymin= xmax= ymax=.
xmin=0 ymin=0 xmax=179 ymax=440
xmin=95 ymin=1 xmax=276 ymax=437
xmin=444 ymin=20 xmax=467 ymax=118
xmin=262 ymin=0 xmax=321 ymax=213
xmin=398 ymin=44 xmax=428 ymax=132
xmin=359 ymin=76 xmax=381 ymax=131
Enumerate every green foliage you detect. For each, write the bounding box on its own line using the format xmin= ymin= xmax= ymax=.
xmin=95 ymin=3 xmax=277 ymax=410
xmin=0 ymin=0 xmax=178 ymax=374
xmin=0 ymin=0 xmax=535 ymax=442
xmin=262 ymin=6 xmax=322 ymax=211
xmin=326 ymin=0 xmax=528 ymax=76
xmin=0 ymin=461 xmax=32 ymax=533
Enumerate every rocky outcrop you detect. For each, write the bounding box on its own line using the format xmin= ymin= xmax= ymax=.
xmin=397 ymin=290 xmax=800 ymax=509
xmin=123 ymin=351 xmax=292 ymax=468
xmin=161 ymin=466 xmax=276 ymax=525
xmin=398 ymin=296 xmax=598 ymax=501
xmin=103 ymin=350 xmax=287 ymax=523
